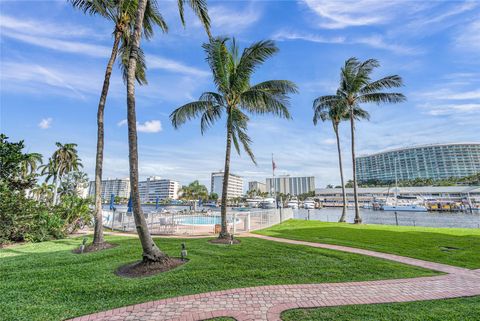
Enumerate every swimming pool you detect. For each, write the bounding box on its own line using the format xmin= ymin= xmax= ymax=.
xmin=175 ymin=216 xmax=239 ymax=225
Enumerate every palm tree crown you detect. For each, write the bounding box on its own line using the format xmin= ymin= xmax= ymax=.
xmin=171 ymin=37 xmax=298 ymax=164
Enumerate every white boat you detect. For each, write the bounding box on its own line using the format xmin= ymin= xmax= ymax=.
xmin=259 ymin=197 xmax=276 ymax=209
xmin=303 ymin=199 xmax=316 ymax=209
xmin=246 ymin=197 xmax=263 ymax=208
xmin=286 ymin=199 xmax=299 ymax=209
xmin=382 ymin=204 xmax=428 ymax=212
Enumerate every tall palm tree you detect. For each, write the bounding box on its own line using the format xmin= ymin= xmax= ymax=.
xmin=171 ymin=37 xmax=298 ymax=239
xmin=41 ymin=143 xmax=83 ymax=205
xmin=179 ymin=180 xmax=208 ymax=211
xmin=20 ymin=152 xmax=43 ymax=177
xmin=336 ymin=57 xmax=406 ymax=223
xmin=70 ymin=0 xmax=210 ymax=247
xmin=313 ymin=93 xmax=369 ymax=222
xmin=32 ymin=182 xmax=54 ymax=203
xmin=69 ymin=0 xmax=168 ymax=246
xmin=125 ymin=0 xmax=210 ymax=262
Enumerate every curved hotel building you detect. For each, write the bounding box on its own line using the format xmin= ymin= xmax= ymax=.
xmin=356 ymin=143 xmax=480 ymax=182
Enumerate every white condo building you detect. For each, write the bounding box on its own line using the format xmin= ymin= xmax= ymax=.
xmin=266 ymin=175 xmax=315 ymax=196
xmin=248 ymin=181 xmax=267 ymax=193
xmin=211 ymin=171 xmax=244 ymax=199
xmin=139 ymin=176 xmax=180 ymax=202
xmin=88 ymin=178 xmax=130 ymax=200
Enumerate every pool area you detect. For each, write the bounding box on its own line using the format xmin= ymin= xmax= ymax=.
xmin=175 ymin=215 xmax=239 ymax=225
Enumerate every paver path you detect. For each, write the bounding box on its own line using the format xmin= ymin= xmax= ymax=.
xmin=69 ymin=234 xmax=480 ymax=321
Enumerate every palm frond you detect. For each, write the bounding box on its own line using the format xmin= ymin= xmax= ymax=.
xmin=203 ymin=37 xmax=231 ymax=94
xmin=143 ymin=0 xmax=168 ymax=37
xmin=359 ymin=93 xmax=406 ymax=105
xmin=178 ymin=0 xmax=211 ymax=37
xmin=69 ymin=0 xmax=111 ymax=18
xmin=118 ymin=37 xmax=148 ymax=85
xmin=240 ymin=89 xmax=291 ymax=119
xmin=170 ymin=101 xmax=213 ymax=129
xmin=200 ymin=105 xmax=223 ymax=134
xmin=359 ymin=75 xmax=404 ymax=94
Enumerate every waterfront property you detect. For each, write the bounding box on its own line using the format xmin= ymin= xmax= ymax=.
xmin=266 ymin=175 xmax=315 ymax=196
xmin=88 ymin=177 xmax=130 ymax=200
xmin=248 ymin=180 xmax=267 ymax=193
xmin=138 ymin=176 xmax=180 ymax=202
xmin=356 ymin=143 xmax=480 ymax=182
xmin=210 ymin=171 xmax=244 ymax=199
xmin=315 ymin=186 xmax=480 ymax=206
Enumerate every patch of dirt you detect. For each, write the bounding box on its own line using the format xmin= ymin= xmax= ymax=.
xmin=208 ymin=237 xmax=241 ymax=245
xmin=72 ymin=242 xmax=117 ymax=254
xmin=115 ymin=257 xmax=186 ymax=278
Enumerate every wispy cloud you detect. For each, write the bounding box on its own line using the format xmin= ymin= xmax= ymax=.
xmin=455 ymin=19 xmax=480 ymax=52
xmin=208 ymin=4 xmax=261 ymax=31
xmin=146 ymin=55 xmax=209 ymax=77
xmin=38 ymin=118 xmax=53 ymax=129
xmin=117 ymin=119 xmax=162 ymax=133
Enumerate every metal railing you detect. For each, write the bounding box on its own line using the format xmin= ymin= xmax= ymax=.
xmin=102 ymin=208 xmax=293 ymax=235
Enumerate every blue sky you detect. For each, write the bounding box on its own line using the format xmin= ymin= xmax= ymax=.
xmin=1 ymin=0 xmax=479 ymax=189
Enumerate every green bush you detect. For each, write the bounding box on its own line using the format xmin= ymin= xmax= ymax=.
xmin=0 ymin=183 xmax=92 ymax=245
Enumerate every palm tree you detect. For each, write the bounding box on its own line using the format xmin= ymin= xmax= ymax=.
xmin=70 ymin=0 xmax=210 ymax=248
xmin=20 ymin=152 xmax=43 ymax=177
xmin=69 ymin=0 xmax=168 ymax=246
xmin=41 ymin=143 xmax=83 ymax=205
xmin=171 ymin=37 xmax=298 ymax=239
xmin=125 ymin=0 xmax=210 ymax=262
xmin=336 ymin=57 xmax=406 ymax=223
xmin=313 ymin=93 xmax=369 ymax=222
xmin=32 ymin=182 xmax=54 ymax=203
xmin=179 ymin=180 xmax=208 ymax=210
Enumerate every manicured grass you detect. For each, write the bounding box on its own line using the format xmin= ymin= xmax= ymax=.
xmin=0 ymin=236 xmax=436 ymax=321
xmin=255 ymin=220 xmax=480 ymax=268
xmin=281 ymin=296 xmax=480 ymax=321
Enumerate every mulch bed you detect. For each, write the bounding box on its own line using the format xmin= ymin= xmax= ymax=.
xmin=115 ymin=257 xmax=186 ymax=278
xmin=208 ymin=238 xmax=241 ymax=245
xmin=72 ymin=242 xmax=117 ymax=254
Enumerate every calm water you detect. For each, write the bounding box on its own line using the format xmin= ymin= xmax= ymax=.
xmin=294 ymin=208 xmax=480 ymax=229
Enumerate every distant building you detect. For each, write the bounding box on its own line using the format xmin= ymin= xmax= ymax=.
xmin=211 ymin=171 xmax=244 ymax=199
xmin=356 ymin=143 xmax=480 ymax=182
xmin=266 ymin=175 xmax=315 ymax=196
xmin=139 ymin=176 xmax=180 ymax=203
xmin=88 ymin=178 xmax=130 ymax=200
xmin=248 ymin=181 xmax=266 ymax=193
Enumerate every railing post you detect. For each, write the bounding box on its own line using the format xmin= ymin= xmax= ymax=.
xmin=246 ymin=212 xmax=251 ymax=232
xmin=111 ymin=209 xmax=115 ymax=230
xmin=233 ymin=212 xmax=237 ymax=235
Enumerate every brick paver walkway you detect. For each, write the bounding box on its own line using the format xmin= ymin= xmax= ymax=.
xmin=69 ymin=234 xmax=480 ymax=321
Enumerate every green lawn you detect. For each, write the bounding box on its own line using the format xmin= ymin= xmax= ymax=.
xmin=281 ymin=296 xmax=480 ymax=321
xmin=0 ymin=236 xmax=436 ymax=321
xmin=255 ymin=220 xmax=480 ymax=268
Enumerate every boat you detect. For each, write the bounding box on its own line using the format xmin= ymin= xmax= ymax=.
xmin=246 ymin=197 xmax=263 ymax=208
xmin=382 ymin=203 xmax=428 ymax=212
xmin=259 ymin=197 xmax=276 ymax=209
xmin=286 ymin=199 xmax=299 ymax=209
xmin=303 ymin=198 xmax=316 ymax=209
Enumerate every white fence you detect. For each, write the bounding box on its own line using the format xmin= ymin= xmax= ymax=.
xmin=102 ymin=208 xmax=293 ymax=236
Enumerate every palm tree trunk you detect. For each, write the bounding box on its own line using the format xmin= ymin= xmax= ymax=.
xmin=350 ymin=107 xmax=361 ymax=223
xmin=52 ymin=167 xmax=60 ymax=206
xmin=93 ymin=30 xmax=122 ymax=246
xmin=126 ymin=0 xmax=167 ymax=262
xmin=334 ymin=123 xmax=347 ymax=222
xmin=219 ymin=112 xmax=233 ymax=239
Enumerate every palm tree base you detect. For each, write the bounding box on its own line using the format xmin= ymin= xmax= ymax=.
xmin=354 ymin=218 xmax=362 ymax=224
xmin=116 ymin=256 xmax=184 ymax=278
xmin=73 ymin=242 xmax=116 ymax=254
xmin=209 ymin=234 xmax=241 ymax=244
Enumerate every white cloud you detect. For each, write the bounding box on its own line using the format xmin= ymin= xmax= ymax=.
xmin=301 ymin=0 xmax=402 ymax=29
xmin=147 ymin=55 xmax=209 ymax=77
xmin=272 ymin=31 xmax=345 ymax=44
xmin=38 ymin=117 xmax=53 ymax=129
xmin=455 ymin=19 xmax=480 ymax=52
xmin=117 ymin=119 xmax=162 ymax=133
xmin=323 ymin=138 xmax=337 ymax=145
xmin=209 ymin=4 xmax=261 ymax=31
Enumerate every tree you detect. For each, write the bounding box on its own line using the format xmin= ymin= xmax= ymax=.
xmin=69 ymin=0 xmax=170 ymax=247
xmin=41 ymin=143 xmax=83 ymax=205
xmin=20 ymin=153 xmax=43 ymax=178
xmin=32 ymin=182 xmax=54 ymax=203
xmin=336 ymin=58 xmax=405 ymax=223
xmin=171 ymin=37 xmax=297 ymax=239
xmin=179 ymin=180 xmax=209 ymax=210
xmin=209 ymin=192 xmax=218 ymax=201
xmin=125 ymin=0 xmax=210 ymax=262
xmin=58 ymin=171 xmax=89 ymax=197
xmin=313 ymin=91 xmax=369 ymax=222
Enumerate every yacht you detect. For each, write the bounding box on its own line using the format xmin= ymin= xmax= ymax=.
xmin=259 ymin=198 xmax=276 ymax=209
xmin=303 ymin=199 xmax=316 ymax=209
xmin=246 ymin=197 xmax=263 ymax=208
xmin=382 ymin=202 xmax=428 ymax=212
xmin=286 ymin=199 xmax=299 ymax=209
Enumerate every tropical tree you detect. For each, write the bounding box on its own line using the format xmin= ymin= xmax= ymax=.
xmin=32 ymin=182 xmax=54 ymax=203
xmin=313 ymin=92 xmax=369 ymax=222
xmin=334 ymin=57 xmax=405 ymax=223
xmin=41 ymin=143 xmax=82 ymax=205
xmin=69 ymin=0 xmax=168 ymax=247
xmin=171 ymin=37 xmax=298 ymax=239
xmin=70 ymin=0 xmax=210 ymax=248
xmin=124 ymin=0 xmax=210 ymax=262
xmin=20 ymin=153 xmax=43 ymax=178
xmin=179 ymin=180 xmax=209 ymax=210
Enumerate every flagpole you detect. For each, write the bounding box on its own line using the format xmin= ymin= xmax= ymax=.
xmin=272 ymin=153 xmax=277 ymax=209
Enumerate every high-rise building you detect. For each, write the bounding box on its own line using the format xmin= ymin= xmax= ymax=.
xmin=266 ymin=175 xmax=315 ymax=196
xmin=138 ymin=176 xmax=179 ymax=202
xmin=211 ymin=171 xmax=244 ymax=199
xmin=356 ymin=143 xmax=480 ymax=182
xmin=88 ymin=178 xmax=130 ymax=200
xmin=248 ymin=181 xmax=267 ymax=193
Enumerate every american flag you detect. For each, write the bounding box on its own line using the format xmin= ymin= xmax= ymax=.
xmin=272 ymin=158 xmax=276 ymax=171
